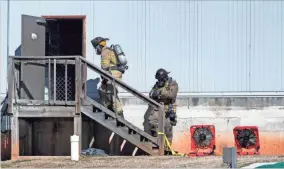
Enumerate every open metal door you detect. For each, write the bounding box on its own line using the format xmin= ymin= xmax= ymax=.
xmin=20 ymin=14 xmax=46 ymax=100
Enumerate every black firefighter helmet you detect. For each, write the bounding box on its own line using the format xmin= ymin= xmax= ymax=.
xmin=155 ymin=68 xmax=170 ymax=81
xmin=91 ymin=37 xmax=109 ymax=48
xmin=91 ymin=37 xmax=109 ymax=55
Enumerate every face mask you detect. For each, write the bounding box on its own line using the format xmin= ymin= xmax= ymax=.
xmin=95 ymin=45 xmax=103 ymax=55
xmin=157 ymin=78 xmax=166 ymax=87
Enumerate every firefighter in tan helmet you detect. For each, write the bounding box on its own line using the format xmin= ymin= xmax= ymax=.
xmin=91 ymin=37 xmax=128 ymax=121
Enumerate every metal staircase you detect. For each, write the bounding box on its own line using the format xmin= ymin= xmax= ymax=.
xmin=81 ymin=97 xmax=159 ymax=155
xmin=8 ymin=55 xmax=166 ymax=159
xmin=78 ymin=56 xmax=166 ymax=156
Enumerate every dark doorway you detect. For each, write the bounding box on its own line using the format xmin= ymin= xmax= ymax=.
xmin=45 ymin=19 xmax=83 ymax=56
xmin=44 ymin=17 xmax=85 ymax=101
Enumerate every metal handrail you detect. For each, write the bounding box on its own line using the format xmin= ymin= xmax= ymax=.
xmin=9 ymin=55 xmax=162 ymax=108
xmin=78 ymin=56 xmax=162 ymax=108
xmin=10 ymin=56 xmax=78 ymax=60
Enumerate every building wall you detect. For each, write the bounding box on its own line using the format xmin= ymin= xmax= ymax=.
xmin=0 ymin=0 xmax=284 ymax=98
xmin=123 ymin=105 xmax=284 ymax=155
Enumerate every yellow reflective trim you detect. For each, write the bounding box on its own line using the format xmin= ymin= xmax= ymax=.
xmin=101 ymin=60 xmax=109 ymax=64
xmin=101 ymin=61 xmax=110 ymax=67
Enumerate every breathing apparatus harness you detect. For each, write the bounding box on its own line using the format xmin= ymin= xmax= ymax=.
xmin=164 ymin=78 xmax=177 ymax=125
xmin=91 ymin=37 xmax=128 ymax=74
xmin=150 ymin=76 xmax=177 ymax=126
xmin=109 ymin=44 xmax=128 ymax=74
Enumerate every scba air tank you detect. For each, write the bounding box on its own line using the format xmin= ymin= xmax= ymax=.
xmin=113 ymin=44 xmax=127 ymax=66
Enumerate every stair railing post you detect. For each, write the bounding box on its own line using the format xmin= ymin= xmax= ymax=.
xmin=75 ymin=57 xmax=82 ymax=115
xmin=158 ymin=103 xmax=165 ymax=156
xmin=112 ymin=78 xmax=118 ymax=119
xmin=9 ymin=57 xmax=19 ymax=160
xmin=8 ymin=57 xmax=14 ymax=116
xmin=74 ymin=57 xmax=82 ymax=154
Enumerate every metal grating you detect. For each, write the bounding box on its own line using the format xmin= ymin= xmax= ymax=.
xmin=49 ymin=63 xmax=75 ymax=101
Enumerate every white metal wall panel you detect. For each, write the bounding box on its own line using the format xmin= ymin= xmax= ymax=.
xmin=0 ymin=0 xmax=283 ymax=95
xmin=0 ymin=0 xmax=8 ymax=97
xmin=250 ymin=1 xmax=283 ymax=91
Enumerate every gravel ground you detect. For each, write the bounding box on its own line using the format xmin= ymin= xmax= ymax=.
xmin=1 ymin=156 xmax=284 ymax=168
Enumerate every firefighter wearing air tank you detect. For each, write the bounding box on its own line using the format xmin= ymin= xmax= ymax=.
xmin=143 ymin=68 xmax=179 ymax=144
xmin=91 ymin=37 xmax=128 ymax=118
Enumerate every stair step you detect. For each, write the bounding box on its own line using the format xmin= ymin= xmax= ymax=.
xmin=81 ymin=107 xmax=159 ymax=156
xmin=93 ymin=111 xmax=158 ymax=147
xmin=85 ymin=97 xmax=158 ymax=144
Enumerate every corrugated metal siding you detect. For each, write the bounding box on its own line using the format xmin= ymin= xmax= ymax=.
xmin=0 ymin=0 xmax=8 ymax=97
xmin=0 ymin=0 xmax=283 ymax=94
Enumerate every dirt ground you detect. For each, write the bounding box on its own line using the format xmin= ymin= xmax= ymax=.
xmin=1 ymin=156 xmax=284 ymax=168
